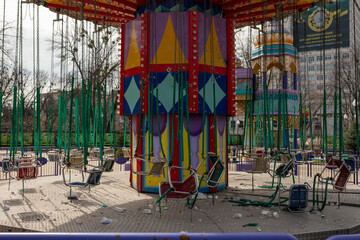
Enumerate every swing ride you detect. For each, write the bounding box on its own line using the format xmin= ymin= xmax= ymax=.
xmin=0 ymin=0 xmax=357 ymax=226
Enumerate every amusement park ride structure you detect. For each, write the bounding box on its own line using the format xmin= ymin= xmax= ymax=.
xmin=23 ymin=0 xmax=324 ymax=195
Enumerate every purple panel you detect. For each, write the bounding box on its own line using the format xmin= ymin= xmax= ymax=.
xmin=170 ymin=12 xmax=189 ymax=61
xmin=214 ymin=16 xmax=227 ymax=62
xmin=124 ymin=21 xmax=133 ymax=67
xmin=198 ymin=12 xmax=212 ymax=60
xmin=124 ymin=18 xmax=141 ymax=67
xmin=149 ymin=12 xmax=189 ymax=63
xmin=235 ymin=68 xmax=253 ymax=79
xmin=149 ymin=13 xmax=168 ymax=63
xmin=125 ymin=163 xmax=131 ymax=171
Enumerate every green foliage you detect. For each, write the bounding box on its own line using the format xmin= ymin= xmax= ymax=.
xmin=344 ymin=120 xmax=359 ymax=152
xmin=0 ymin=131 xmax=130 ymax=147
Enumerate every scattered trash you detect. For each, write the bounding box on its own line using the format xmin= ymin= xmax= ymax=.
xmin=198 ymin=219 xmax=202 ymax=222
xmin=257 ymin=227 xmax=262 ymax=232
xmin=143 ymin=209 xmax=152 ymax=214
xmin=261 ymin=210 xmax=272 ymax=216
xmin=233 ymin=213 xmax=242 ymax=219
xmin=193 ymin=192 xmax=207 ymax=199
xmin=3 ymin=205 xmax=9 ymax=211
xmin=243 ymin=223 xmax=258 ymax=227
xmin=103 ymin=204 xmax=107 ymax=208
xmin=273 ymin=212 xmax=279 ymax=219
xmin=75 ymin=219 xmax=83 ymax=224
xmin=193 ymin=206 xmax=198 ymax=210
xmin=164 ymin=207 xmax=168 ymax=210
xmin=65 ymin=192 xmax=78 ymax=200
xmin=101 ymin=217 xmax=113 ymax=224
xmin=114 ymin=207 xmax=126 ymax=214
xmin=148 ymin=204 xmax=153 ymax=209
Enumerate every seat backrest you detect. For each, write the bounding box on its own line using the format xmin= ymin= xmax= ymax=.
xmin=294 ymin=153 xmax=303 ymax=163
xmin=251 ymin=157 xmax=267 ymax=172
xmin=87 ymin=170 xmax=102 ymax=185
xmin=208 ymin=162 xmax=224 ymax=187
xmin=150 ymin=162 xmax=166 ymax=175
xmin=103 ymin=160 xmax=115 ymax=172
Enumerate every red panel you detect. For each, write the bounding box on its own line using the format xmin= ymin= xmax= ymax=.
xmin=120 ymin=24 xmax=125 ymax=115
xmin=208 ymin=115 xmax=216 ymax=192
xmin=148 ymin=64 xmax=189 ymax=73
xmin=135 ymin=114 xmax=143 ymax=192
xmin=123 ymin=67 xmax=141 ymax=78
xmin=140 ymin=13 xmax=149 ymax=114
xmin=188 ymin=10 xmax=199 ymax=113
xmin=197 ymin=65 xmax=227 ymax=75
xmin=227 ymin=19 xmax=236 ymax=116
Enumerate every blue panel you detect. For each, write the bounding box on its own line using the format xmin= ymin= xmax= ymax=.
xmin=0 ymin=233 xmax=299 ymax=240
xmin=150 ymin=71 xmax=188 ymax=114
xmin=198 ymin=72 xmax=227 ymax=115
xmin=123 ymin=74 xmax=141 ymax=115
xmin=327 ymin=236 xmax=360 ymax=240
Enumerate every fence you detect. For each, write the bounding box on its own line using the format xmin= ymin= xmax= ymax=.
xmin=228 ymin=147 xmax=360 ymax=186
xmin=0 ymin=147 xmax=130 ymax=181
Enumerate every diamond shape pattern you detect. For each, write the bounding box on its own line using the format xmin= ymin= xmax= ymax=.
xmin=152 ymin=72 xmax=185 ymax=113
xmin=124 ymin=76 xmax=140 ymax=114
xmin=199 ymin=74 xmax=226 ymax=113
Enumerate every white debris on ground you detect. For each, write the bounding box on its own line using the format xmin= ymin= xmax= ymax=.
xmin=101 ymin=217 xmax=113 ymax=224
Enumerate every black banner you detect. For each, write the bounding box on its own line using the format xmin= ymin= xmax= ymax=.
xmin=293 ymin=0 xmax=349 ymax=51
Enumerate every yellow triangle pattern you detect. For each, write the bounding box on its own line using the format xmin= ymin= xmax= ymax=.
xmin=151 ymin=15 xmax=188 ymax=64
xmin=199 ymin=19 xmax=226 ymax=68
xmin=125 ymin=22 xmax=140 ymax=70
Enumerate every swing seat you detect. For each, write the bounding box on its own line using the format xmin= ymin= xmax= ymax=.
xmin=17 ymin=166 xmax=37 ymax=180
xmin=288 ymin=184 xmax=309 ymax=212
xmin=48 ymin=150 xmax=60 ymax=162
xmin=293 ymin=152 xmax=304 ymax=164
xmin=331 ymin=158 xmax=351 ymax=191
xmin=344 ymin=156 xmax=357 ymax=173
xmin=16 ymin=156 xmax=38 ymax=180
xmin=246 ymin=156 xmax=268 ymax=173
xmin=1 ymin=159 xmax=15 ymax=172
xmin=159 ymin=175 xmax=197 ymax=199
xmin=65 ymin=169 xmax=103 ymax=188
xmin=102 ymin=156 xmax=115 ymax=172
xmin=207 ymin=154 xmax=224 ymax=187
xmin=66 ymin=151 xmax=84 ymax=170
xmin=132 ymin=156 xmax=166 ymax=176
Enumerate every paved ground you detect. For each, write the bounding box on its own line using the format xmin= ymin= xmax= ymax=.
xmin=0 ymin=170 xmax=359 ymax=239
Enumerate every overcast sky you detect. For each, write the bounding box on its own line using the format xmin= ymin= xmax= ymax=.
xmin=5 ymin=1 xmax=59 ymax=75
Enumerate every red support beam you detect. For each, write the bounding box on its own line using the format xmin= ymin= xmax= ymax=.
xmin=120 ymin=25 xmax=125 ymax=115
xmin=188 ymin=10 xmax=199 ymax=113
xmin=223 ymin=0 xmax=280 ymax=18
xmin=47 ymin=3 xmax=135 ymax=21
xmin=233 ymin=3 xmax=312 ymax=23
xmin=226 ymin=19 xmax=236 ymax=116
xmin=140 ymin=13 xmax=149 ymax=114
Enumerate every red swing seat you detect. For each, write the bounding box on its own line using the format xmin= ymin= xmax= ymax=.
xmin=332 ymin=158 xmax=351 ymax=191
xmin=159 ymin=175 xmax=197 ymax=199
